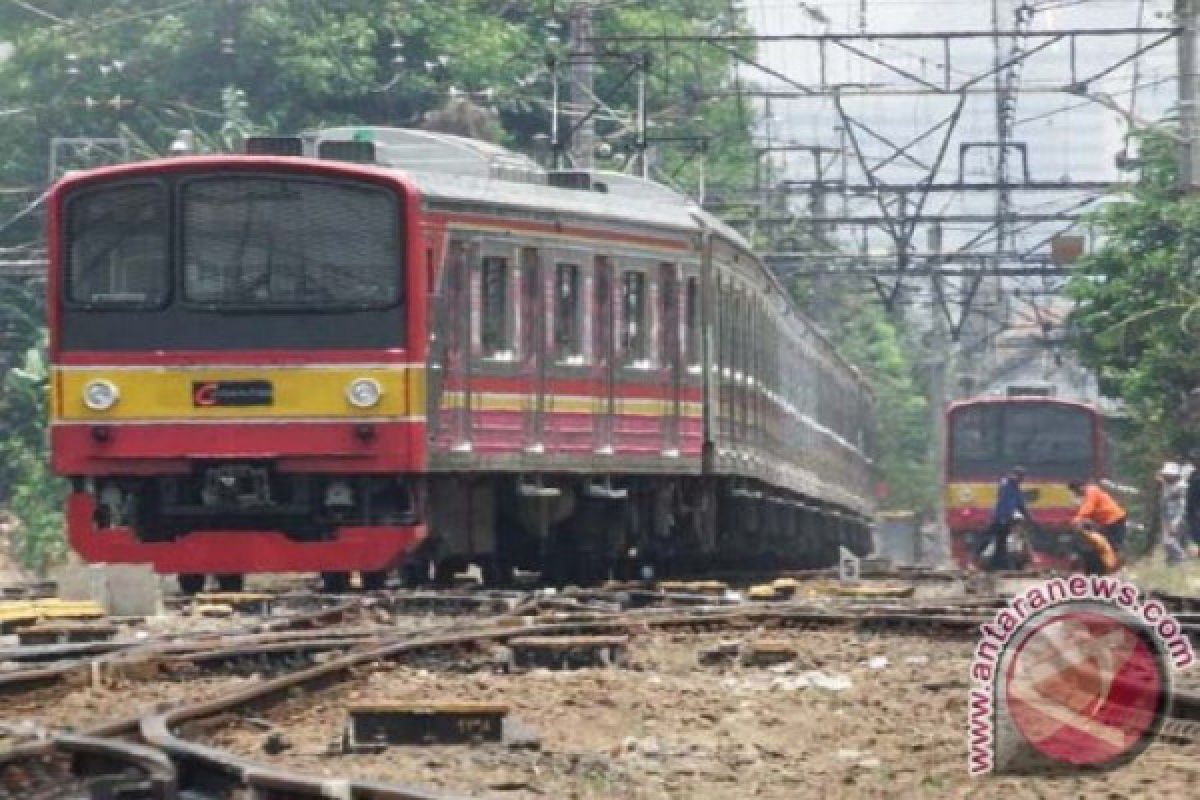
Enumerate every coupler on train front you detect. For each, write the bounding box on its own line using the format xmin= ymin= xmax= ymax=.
xmin=63 ymin=468 xmax=426 ymax=593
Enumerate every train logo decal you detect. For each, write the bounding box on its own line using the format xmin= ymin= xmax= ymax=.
xmin=192 ymin=381 xmax=274 ymax=407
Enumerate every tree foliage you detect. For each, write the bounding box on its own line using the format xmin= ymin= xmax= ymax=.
xmin=1067 ymin=130 xmax=1200 ymax=470
xmin=0 ymin=331 xmax=66 ymax=574
xmin=0 ymin=0 xmax=755 ymax=242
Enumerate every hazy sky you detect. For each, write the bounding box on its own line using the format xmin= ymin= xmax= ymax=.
xmin=743 ymin=1 xmax=1177 ymax=259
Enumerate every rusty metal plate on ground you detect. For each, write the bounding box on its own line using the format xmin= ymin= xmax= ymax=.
xmin=345 ymin=703 xmax=509 ymax=748
xmin=508 ymin=635 xmax=629 ymax=670
xmin=16 ymin=623 xmax=116 ymax=646
xmin=195 ymin=592 xmax=273 ymax=613
xmin=740 ymin=639 xmax=797 ymax=667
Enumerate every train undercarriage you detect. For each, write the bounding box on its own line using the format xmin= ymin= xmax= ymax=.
xmin=422 ymin=474 xmax=873 ymax=587
xmin=71 ymin=466 xmax=871 ymax=592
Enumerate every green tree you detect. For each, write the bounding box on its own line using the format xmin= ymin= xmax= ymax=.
xmin=1067 ymin=130 xmax=1200 ymax=474
xmin=0 ymin=332 xmax=67 ymax=573
xmin=0 ymin=1 xmax=757 ymax=242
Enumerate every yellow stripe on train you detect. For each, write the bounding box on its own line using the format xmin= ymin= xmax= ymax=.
xmin=53 ymin=366 xmax=425 ymax=421
xmin=944 ymin=481 xmax=1078 ymax=510
xmin=438 ymin=391 xmax=703 ymax=418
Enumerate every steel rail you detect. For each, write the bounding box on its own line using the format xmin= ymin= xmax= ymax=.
xmin=129 ymin=605 xmax=1006 ymax=799
xmin=137 ymin=604 xmax=1200 ymax=798
xmin=4 ymin=596 xmax=1198 ymax=798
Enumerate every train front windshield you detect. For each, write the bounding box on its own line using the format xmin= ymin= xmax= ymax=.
xmin=948 ymin=403 xmax=1094 ymax=480
xmin=61 ymin=172 xmax=404 ymax=350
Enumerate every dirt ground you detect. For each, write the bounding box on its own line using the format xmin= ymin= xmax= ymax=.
xmin=0 ymin=610 xmax=446 ymax=750
xmin=0 ymin=673 xmax=260 ymax=750
xmin=204 ymin=627 xmax=1200 ymax=799
xmin=1123 ymin=556 xmax=1200 ymax=596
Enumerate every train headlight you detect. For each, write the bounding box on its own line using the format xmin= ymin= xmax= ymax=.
xmin=82 ymin=380 xmax=119 ymax=411
xmin=346 ymin=377 xmax=383 ymax=409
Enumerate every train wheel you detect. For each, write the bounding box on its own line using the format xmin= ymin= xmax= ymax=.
xmin=360 ymin=570 xmax=388 ymax=591
xmin=215 ymin=574 xmax=244 ymax=593
xmin=177 ymin=573 xmax=206 ymax=595
xmin=433 ymin=557 xmax=467 ymax=588
xmin=401 ymin=559 xmax=430 ymax=588
xmin=481 ymin=557 xmax=512 ymax=588
xmin=321 ymin=571 xmax=350 ymax=593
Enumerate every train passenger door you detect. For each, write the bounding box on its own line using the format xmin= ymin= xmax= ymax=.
xmin=432 ymin=236 xmax=475 ymax=452
xmin=659 ymin=262 xmax=682 ymax=456
xmin=472 ymin=240 xmax=521 ymax=449
xmin=519 ymin=247 xmax=546 ymax=451
xmin=592 ymin=255 xmax=615 ymax=453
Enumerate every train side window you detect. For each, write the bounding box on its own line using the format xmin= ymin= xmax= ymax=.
xmin=481 ymin=255 xmax=512 ymax=359
xmin=519 ymin=247 xmax=542 ymax=362
xmin=685 ymin=276 xmax=701 ymax=370
xmin=731 ymin=289 xmax=743 ymax=431
xmin=554 ymin=262 xmax=583 ymax=363
xmin=717 ymin=277 xmax=730 ymax=432
xmin=593 ymin=255 xmax=612 ymax=364
xmin=620 ymin=270 xmax=649 ymax=367
xmin=659 ymin=263 xmax=679 ymax=368
xmin=442 ymin=238 xmax=469 ymax=357
xmin=729 ymin=289 xmax=739 ymax=383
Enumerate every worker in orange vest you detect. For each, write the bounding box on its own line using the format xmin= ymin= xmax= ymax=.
xmin=1073 ymin=521 xmax=1121 ymax=575
xmin=1067 ymin=479 xmax=1128 ymax=555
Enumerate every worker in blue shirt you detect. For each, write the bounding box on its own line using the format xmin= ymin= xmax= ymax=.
xmin=974 ymin=466 xmax=1031 ymax=571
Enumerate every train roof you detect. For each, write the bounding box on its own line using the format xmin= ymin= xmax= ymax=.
xmin=946 ymin=396 xmax=1100 ymax=413
xmin=306 ymin=129 xmax=870 ymax=394
xmin=310 ymin=127 xmax=750 ymax=248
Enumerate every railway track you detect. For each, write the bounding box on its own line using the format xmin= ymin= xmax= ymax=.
xmin=2 ymin=583 xmax=1198 ymax=800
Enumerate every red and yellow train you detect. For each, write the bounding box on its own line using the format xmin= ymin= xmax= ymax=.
xmin=48 ymin=127 xmax=876 ymax=591
xmin=944 ymin=396 xmax=1109 ymax=569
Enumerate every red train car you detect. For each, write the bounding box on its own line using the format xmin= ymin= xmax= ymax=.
xmin=944 ymin=397 xmax=1108 ymax=569
xmin=48 ymin=128 xmax=876 ymax=591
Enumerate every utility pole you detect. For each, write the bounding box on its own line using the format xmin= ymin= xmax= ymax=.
xmin=1179 ymin=0 xmax=1199 ymax=190
xmin=926 ymin=316 xmax=949 ymax=554
xmin=568 ymin=2 xmax=595 ymax=170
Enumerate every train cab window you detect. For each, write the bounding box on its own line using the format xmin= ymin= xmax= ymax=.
xmin=554 ymin=263 xmax=583 ymax=363
xmin=66 ymin=182 xmax=168 ymax=308
xmin=181 ymin=176 xmax=399 ymax=309
xmin=481 ymin=255 xmax=512 ymax=359
xmin=620 ymin=270 xmax=649 ymax=367
xmin=685 ymin=276 xmax=701 ymax=370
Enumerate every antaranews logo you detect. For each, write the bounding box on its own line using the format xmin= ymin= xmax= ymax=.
xmin=968 ymin=575 xmax=1195 ymax=775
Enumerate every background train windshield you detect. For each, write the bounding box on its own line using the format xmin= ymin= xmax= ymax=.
xmin=949 ymin=403 xmax=1094 ymax=479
